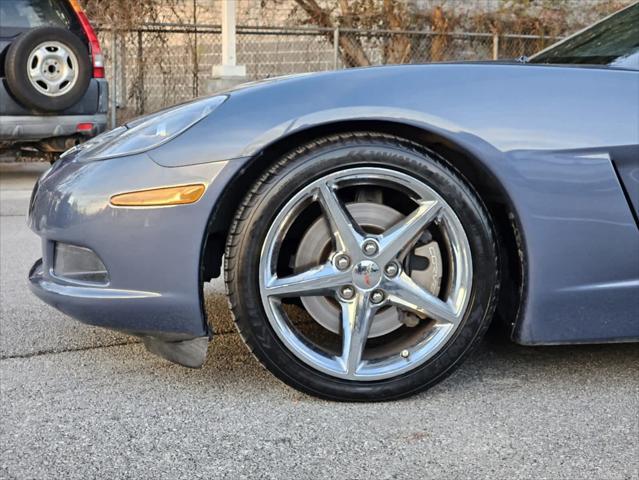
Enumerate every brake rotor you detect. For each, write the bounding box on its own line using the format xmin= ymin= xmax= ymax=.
xmin=294 ymin=201 xmax=443 ymax=338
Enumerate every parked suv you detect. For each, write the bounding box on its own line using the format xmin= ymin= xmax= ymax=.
xmin=0 ymin=0 xmax=108 ymax=161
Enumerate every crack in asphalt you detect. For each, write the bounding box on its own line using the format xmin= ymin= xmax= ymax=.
xmin=0 ymin=330 xmax=239 ymax=361
xmin=0 ymin=339 xmax=141 ymax=361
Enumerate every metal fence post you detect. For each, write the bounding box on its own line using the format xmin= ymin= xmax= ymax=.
xmin=492 ymin=33 xmax=499 ymax=60
xmin=193 ymin=0 xmax=198 ymax=97
xmin=333 ymin=27 xmax=339 ymax=70
xmin=137 ymin=30 xmax=145 ymax=114
xmin=110 ymin=29 xmax=117 ymax=129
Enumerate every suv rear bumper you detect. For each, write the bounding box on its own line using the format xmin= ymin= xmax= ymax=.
xmin=0 ymin=113 xmax=107 ymax=141
xmin=0 ymin=77 xmax=108 ymax=144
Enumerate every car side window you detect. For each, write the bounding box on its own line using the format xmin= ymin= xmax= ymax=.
xmin=529 ymin=3 xmax=639 ymax=70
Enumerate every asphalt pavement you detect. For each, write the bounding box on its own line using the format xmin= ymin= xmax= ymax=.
xmin=0 ymin=162 xmax=637 ymax=480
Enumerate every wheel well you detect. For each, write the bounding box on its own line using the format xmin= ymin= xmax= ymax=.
xmin=201 ymin=120 xmax=525 ymax=333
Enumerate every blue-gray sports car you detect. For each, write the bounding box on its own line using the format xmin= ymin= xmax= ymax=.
xmin=28 ymin=4 xmax=639 ymax=401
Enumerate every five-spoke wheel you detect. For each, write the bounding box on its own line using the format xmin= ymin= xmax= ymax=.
xmin=259 ymin=167 xmax=472 ymax=380
xmin=226 ymin=133 xmax=499 ymax=401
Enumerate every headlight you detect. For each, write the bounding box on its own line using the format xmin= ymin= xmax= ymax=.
xmin=60 ymin=125 xmax=127 ymax=159
xmin=88 ymin=95 xmax=227 ymax=159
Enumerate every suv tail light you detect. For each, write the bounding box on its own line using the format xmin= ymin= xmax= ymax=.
xmin=68 ymin=0 xmax=104 ymax=78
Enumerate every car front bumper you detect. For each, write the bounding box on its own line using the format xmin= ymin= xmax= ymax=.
xmin=27 ymin=147 xmax=242 ymax=365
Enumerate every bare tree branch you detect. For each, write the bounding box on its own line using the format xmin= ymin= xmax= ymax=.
xmin=382 ymin=0 xmax=411 ymax=64
xmin=291 ymin=0 xmax=371 ymax=67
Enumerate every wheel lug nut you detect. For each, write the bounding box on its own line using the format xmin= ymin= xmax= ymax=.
xmin=340 ymin=286 xmax=355 ymax=300
xmin=370 ymin=290 xmax=385 ymax=304
xmin=335 ymin=254 xmax=351 ymax=271
xmin=362 ymin=240 xmax=378 ymax=256
xmin=384 ymin=262 xmax=399 ymax=277
xmin=401 ymin=349 xmax=410 ymax=359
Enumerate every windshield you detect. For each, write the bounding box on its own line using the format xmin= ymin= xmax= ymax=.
xmin=529 ymin=3 xmax=639 ymax=70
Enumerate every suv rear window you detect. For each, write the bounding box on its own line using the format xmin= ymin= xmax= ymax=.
xmin=0 ymin=0 xmax=72 ymax=29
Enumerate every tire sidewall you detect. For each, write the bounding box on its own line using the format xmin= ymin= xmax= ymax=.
xmin=5 ymin=27 xmax=91 ymax=112
xmin=229 ymin=137 xmax=499 ymax=401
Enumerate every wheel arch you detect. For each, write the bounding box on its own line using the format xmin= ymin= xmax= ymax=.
xmin=200 ymin=120 xmax=527 ymax=337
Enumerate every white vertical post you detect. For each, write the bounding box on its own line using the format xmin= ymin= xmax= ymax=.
xmin=492 ymin=33 xmax=499 ymax=60
xmin=212 ymin=0 xmax=245 ymax=78
xmin=222 ymin=0 xmax=237 ymax=67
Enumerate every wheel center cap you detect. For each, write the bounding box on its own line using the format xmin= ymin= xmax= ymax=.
xmin=352 ymin=260 xmax=382 ymax=290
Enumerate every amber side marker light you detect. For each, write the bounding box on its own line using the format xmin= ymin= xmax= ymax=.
xmin=110 ymin=184 xmax=206 ymax=207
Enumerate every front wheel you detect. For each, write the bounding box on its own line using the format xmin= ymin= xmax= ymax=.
xmin=225 ymin=133 xmax=499 ymax=401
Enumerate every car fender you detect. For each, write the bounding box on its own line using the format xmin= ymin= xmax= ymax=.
xmin=153 ymin=64 xmax=639 ymax=344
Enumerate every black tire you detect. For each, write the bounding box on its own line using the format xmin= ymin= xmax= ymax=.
xmin=5 ymin=27 xmax=91 ymax=112
xmin=225 ymin=133 xmax=500 ymax=401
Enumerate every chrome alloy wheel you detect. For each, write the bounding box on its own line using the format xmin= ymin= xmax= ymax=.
xmin=27 ymin=41 xmax=79 ymax=97
xmin=259 ymin=167 xmax=473 ymax=381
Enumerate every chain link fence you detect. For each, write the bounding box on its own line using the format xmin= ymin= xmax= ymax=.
xmin=97 ymin=24 xmax=560 ymax=125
